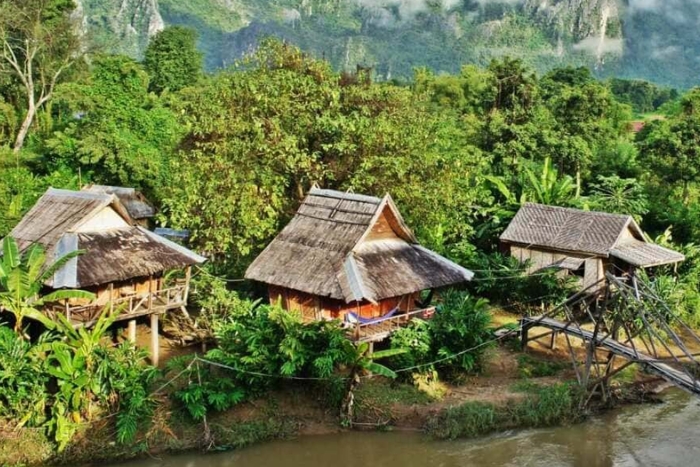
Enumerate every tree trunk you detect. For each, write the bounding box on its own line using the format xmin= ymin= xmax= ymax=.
xmin=13 ymin=103 xmax=36 ymax=153
xmin=340 ymin=370 xmax=361 ymax=425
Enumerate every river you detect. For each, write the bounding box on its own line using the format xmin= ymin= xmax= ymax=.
xmin=108 ymin=390 xmax=700 ymax=467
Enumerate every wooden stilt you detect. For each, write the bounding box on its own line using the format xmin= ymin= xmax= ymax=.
xmin=151 ymin=313 xmax=160 ymax=366
xmin=368 ymin=342 xmax=374 ymax=355
xmin=109 ymin=283 xmax=114 ymax=315
xmin=127 ymin=319 xmax=137 ymax=343
xmin=183 ymin=266 xmax=192 ymax=303
xmin=520 ymin=319 xmax=529 ymax=351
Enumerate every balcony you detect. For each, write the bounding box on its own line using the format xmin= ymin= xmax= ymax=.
xmin=349 ymin=307 xmax=436 ymax=343
xmin=51 ymin=283 xmax=188 ymax=326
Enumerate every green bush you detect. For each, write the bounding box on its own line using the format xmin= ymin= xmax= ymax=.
xmin=169 ymin=301 xmax=357 ymax=421
xmin=430 ymin=290 xmax=493 ymax=374
xmin=460 ymin=252 xmax=578 ymax=311
xmin=0 ymin=321 xmax=158 ymax=450
xmin=388 ymin=319 xmax=432 ymax=371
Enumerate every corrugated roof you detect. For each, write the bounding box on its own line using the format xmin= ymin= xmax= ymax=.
xmin=83 ymin=185 xmax=156 ymax=220
xmin=245 ymin=188 xmax=473 ymax=303
xmin=500 ymin=203 xmax=642 ymax=256
xmin=501 ymin=203 xmax=684 ymax=268
xmin=610 ymin=240 xmax=685 ymax=268
xmin=8 ymin=188 xmax=205 ymax=288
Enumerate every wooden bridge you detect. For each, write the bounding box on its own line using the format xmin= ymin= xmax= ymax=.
xmin=521 ymin=316 xmax=700 ymax=395
xmin=519 ymin=274 xmax=700 ymax=400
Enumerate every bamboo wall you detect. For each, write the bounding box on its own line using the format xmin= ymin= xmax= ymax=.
xmin=268 ymin=286 xmax=420 ymax=322
xmin=509 ymin=245 xmax=605 ymax=290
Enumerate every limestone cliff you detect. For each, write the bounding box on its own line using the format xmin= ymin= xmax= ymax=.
xmin=75 ymin=0 xmax=163 ymax=57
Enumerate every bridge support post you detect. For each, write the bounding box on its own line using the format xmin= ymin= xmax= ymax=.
xmin=520 ymin=319 xmax=529 ymax=351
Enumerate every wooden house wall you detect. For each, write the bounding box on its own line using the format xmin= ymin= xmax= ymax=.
xmin=365 ymin=209 xmax=400 ymax=242
xmin=509 ymin=245 xmax=604 ymax=290
xmin=268 ymin=286 xmax=419 ymax=322
xmin=79 ymin=276 xmax=164 ymax=306
xmin=75 ymin=206 xmax=129 ymax=232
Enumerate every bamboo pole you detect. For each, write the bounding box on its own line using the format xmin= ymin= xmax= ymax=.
xmin=148 ymin=276 xmax=154 ymax=311
xmin=183 ymin=266 xmax=192 ymax=303
xmin=109 ymin=283 xmax=114 ymax=315
xmin=127 ymin=319 xmax=136 ymax=343
xmin=151 ymin=313 xmax=159 ymax=366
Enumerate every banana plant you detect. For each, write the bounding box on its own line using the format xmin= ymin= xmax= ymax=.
xmin=340 ymin=342 xmax=406 ymax=425
xmin=0 ymin=236 xmax=95 ymax=338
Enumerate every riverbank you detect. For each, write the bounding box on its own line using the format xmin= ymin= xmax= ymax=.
xmin=0 ymin=342 xmax=665 ymax=467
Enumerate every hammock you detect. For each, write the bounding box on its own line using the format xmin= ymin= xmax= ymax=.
xmin=345 ymin=306 xmax=400 ymax=326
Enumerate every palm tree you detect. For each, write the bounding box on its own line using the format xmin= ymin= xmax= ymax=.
xmin=0 ymin=236 xmax=95 ymax=338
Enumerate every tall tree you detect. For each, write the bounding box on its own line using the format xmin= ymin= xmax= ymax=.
xmin=46 ymin=55 xmax=182 ymax=197
xmin=638 ymin=88 xmax=700 ymax=204
xmin=143 ymin=26 xmax=202 ymax=94
xmin=0 ymin=0 xmax=81 ymax=153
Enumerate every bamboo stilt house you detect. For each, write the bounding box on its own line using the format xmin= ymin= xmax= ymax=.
xmin=6 ymin=188 xmax=206 ymax=363
xmin=245 ymin=188 xmax=474 ymax=342
xmin=500 ymin=203 xmax=685 ymax=291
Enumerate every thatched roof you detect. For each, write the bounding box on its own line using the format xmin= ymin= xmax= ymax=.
xmin=83 ymin=185 xmax=156 ymax=220
xmin=501 ymin=203 xmax=684 ymax=268
xmin=9 ymin=188 xmax=205 ymax=288
xmin=245 ymin=188 xmax=474 ymax=303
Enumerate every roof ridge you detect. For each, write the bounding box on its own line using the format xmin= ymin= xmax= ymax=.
xmin=523 ymin=202 xmax=632 ymax=220
xmin=309 ymin=187 xmax=382 ymax=205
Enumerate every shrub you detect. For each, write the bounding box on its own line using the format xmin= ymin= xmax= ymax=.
xmin=430 ymin=290 xmax=493 ymax=374
xmin=170 ymin=301 xmax=356 ymax=421
xmin=388 ymin=318 xmax=432 ymax=371
xmin=461 ymin=252 xmax=578 ymax=311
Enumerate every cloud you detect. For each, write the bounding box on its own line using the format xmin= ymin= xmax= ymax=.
xmin=627 ymin=0 xmax=700 ymax=24
xmin=355 ymin=0 xmax=463 ymax=21
xmin=573 ymin=36 xmax=623 ymax=55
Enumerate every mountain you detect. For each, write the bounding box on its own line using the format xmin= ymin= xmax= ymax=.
xmin=75 ymin=0 xmax=700 ymax=88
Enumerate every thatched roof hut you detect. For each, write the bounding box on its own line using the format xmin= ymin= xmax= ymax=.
xmin=500 ymin=203 xmax=684 ymax=290
xmin=10 ymin=188 xmax=204 ymax=289
xmin=245 ymin=188 xmax=473 ymax=330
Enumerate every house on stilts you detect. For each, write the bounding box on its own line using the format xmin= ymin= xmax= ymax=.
xmin=245 ymin=188 xmax=475 ymax=343
xmin=500 ymin=203 xmax=685 ymax=291
xmin=6 ymin=188 xmax=206 ymax=364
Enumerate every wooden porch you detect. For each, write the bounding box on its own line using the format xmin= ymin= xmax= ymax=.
xmin=349 ymin=307 xmax=436 ymax=343
xmin=51 ymin=282 xmax=189 ymax=327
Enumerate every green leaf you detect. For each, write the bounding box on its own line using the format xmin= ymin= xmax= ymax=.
xmin=369 ymin=348 xmax=408 ymax=360
xmin=2 ymin=236 xmax=20 ymax=270
xmin=40 ymin=289 xmax=96 ymax=303
xmin=365 ymin=362 xmax=398 ymax=379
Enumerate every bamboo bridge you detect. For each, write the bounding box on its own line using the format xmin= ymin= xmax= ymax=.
xmin=519 ymin=275 xmax=700 ymax=399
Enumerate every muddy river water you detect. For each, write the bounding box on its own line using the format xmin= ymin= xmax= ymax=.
xmin=107 ymin=390 xmax=700 ymax=467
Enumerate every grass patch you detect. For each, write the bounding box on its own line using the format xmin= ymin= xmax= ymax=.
xmin=210 ymin=417 xmax=298 ymax=450
xmin=426 ymin=383 xmax=585 ymax=440
xmin=517 ymin=354 xmax=569 ymax=378
xmin=611 ymin=365 xmax=638 ymax=384
xmin=354 ymin=379 xmax=432 ymax=423
xmin=0 ymin=423 xmax=53 ymax=466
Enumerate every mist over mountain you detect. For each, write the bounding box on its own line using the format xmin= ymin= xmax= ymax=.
xmin=77 ymin=0 xmax=700 ymax=88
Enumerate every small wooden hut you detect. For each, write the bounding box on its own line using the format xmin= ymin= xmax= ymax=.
xmin=82 ymin=184 xmax=156 ymax=227
xmin=245 ymin=188 xmax=474 ymax=342
xmin=8 ymin=188 xmax=206 ymax=364
xmin=500 ymin=203 xmax=685 ymax=291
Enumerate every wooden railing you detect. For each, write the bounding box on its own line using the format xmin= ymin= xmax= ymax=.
xmin=352 ymin=306 xmax=436 ymax=342
xmin=64 ymin=284 xmax=187 ymax=323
